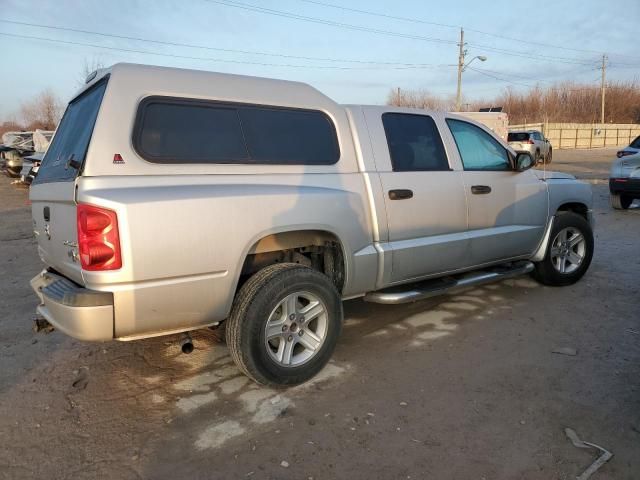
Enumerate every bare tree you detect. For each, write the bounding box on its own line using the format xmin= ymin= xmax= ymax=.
xmin=20 ymin=89 xmax=63 ymax=130
xmin=0 ymin=120 xmax=25 ymax=138
xmin=387 ymin=88 xmax=455 ymax=111
xmin=387 ymin=80 xmax=640 ymax=124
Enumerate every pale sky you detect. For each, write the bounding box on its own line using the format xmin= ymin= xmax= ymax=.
xmin=0 ymin=0 xmax=639 ymax=119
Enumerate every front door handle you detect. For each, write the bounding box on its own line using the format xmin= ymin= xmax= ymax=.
xmin=471 ymin=185 xmax=492 ymax=195
xmin=388 ymin=189 xmax=414 ymax=200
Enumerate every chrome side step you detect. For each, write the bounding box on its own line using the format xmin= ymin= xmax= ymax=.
xmin=364 ymin=261 xmax=535 ymax=305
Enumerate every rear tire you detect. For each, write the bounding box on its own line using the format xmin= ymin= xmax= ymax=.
xmin=227 ymin=263 xmax=343 ymax=386
xmin=610 ymin=193 xmax=633 ymax=210
xmin=532 ymin=212 xmax=593 ymax=286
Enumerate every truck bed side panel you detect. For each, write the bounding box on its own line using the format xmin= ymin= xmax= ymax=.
xmin=77 ymin=174 xmax=375 ymax=338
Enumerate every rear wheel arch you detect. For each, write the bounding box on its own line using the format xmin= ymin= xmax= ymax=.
xmin=238 ymin=229 xmax=347 ymax=294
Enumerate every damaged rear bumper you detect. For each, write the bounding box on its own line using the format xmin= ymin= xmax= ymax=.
xmin=30 ymin=269 xmax=114 ymax=341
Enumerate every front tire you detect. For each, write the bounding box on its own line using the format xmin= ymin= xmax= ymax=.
xmin=227 ymin=263 xmax=343 ymax=386
xmin=544 ymin=148 xmax=552 ymax=164
xmin=532 ymin=212 xmax=593 ymax=286
xmin=610 ymin=193 xmax=633 ymax=210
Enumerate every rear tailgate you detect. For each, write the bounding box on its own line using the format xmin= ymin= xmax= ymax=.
xmin=508 ymin=132 xmax=530 ymax=151
xmin=30 ymin=79 xmax=108 ymax=285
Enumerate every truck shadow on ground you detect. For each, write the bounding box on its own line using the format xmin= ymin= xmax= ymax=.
xmin=109 ymin=277 xmax=541 ymax=455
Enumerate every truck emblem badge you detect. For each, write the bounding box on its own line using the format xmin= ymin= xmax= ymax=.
xmin=113 ymin=154 xmax=125 ymax=164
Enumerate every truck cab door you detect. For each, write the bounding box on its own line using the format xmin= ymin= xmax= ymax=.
xmin=364 ymin=109 xmax=469 ymax=285
xmin=444 ymin=117 xmax=548 ymax=266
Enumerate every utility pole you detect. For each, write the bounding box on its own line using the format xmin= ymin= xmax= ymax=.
xmin=455 ymin=27 xmax=465 ymax=112
xmin=600 ymin=54 xmax=607 ymax=125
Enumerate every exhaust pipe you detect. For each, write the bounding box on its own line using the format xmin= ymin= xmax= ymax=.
xmin=180 ymin=333 xmax=194 ymax=354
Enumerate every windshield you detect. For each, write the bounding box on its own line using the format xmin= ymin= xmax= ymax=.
xmin=33 ymin=79 xmax=108 ymax=184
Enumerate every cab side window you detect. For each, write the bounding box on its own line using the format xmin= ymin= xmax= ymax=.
xmin=382 ymin=113 xmax=449 ymax=171
xmin=446 ymin=119 xmax=511 ymax=171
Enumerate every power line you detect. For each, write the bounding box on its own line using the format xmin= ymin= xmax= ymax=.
xmin=298 ymin=0 xmax=460 ymax=30
xmin=0 ymin=18 xmax=440 ymax=67
xmin=205 ymin=0 xmax=457 ymax=45
xmin=208 ymin=0 xmax=604 ymax=66
xmin=466 ymin=44 xmax=597 ymax=66
xmin=469 ymin=66 xmax=598 ymax=84
xmin=0 ymin=31 xmax=450 ymax=70
xmin=296 ymin=0 xmax=640 ymax=61
xmin=467 ymin=66 xmax=602 ymax=92
xmin=467 ymin=66 xmax=535 ymax=88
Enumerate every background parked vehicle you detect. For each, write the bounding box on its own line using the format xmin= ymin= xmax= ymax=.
xmin=610 ymin=151 xmax=640 ymax=209
xmin=19 ymin=152 xmax=44 ymax=185
xmin=508 ymin=130 xmax=552 ymax=164
xmin=1 ymin=148 xmax=25 ymax=177
xmin=616 ymin=135 xmax=640 ymax=158
xmin=1 ymin=130 xmax=52 ymax=183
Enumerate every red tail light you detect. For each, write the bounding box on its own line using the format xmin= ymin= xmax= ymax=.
xmin=77 ymin=204 xmax=122 ymax=271
xmin=524 ymin=139 xmax=534 ymax=144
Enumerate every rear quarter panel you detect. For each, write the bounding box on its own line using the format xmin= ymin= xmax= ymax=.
xmin=77 ymin=174 xmax=375 ymax=338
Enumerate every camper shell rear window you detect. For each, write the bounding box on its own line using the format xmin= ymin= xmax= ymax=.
xmin=132 ymin=97 xmax=340 ymax=165
xmin=33 ymin=78 xmax=108 ymax=184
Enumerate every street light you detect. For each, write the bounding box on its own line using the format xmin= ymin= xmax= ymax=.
xmin=455 ymin=41 xmax=487 ymax=112
xmin=456 ymin=55 xmax=487 ymax=111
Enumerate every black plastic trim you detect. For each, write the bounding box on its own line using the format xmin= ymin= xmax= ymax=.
xmin=609 ymin=178 xmax=640 ymax=196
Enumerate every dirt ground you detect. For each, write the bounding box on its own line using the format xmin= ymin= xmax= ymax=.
xmin=1 ymin=148 xmax=638 ymax=480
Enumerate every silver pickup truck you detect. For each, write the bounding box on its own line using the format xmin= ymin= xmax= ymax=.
xmin=29 ymin=63 xmax=594 ymax=386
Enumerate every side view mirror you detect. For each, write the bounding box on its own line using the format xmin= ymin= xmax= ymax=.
xmin=515 ymin=152 xmax=534 ymax=172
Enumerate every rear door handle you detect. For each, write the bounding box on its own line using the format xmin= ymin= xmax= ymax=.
xmin=388 ymin=189 xmax=414 ymax=200
xmin=471 ymin=185 xmax=492 ymax=195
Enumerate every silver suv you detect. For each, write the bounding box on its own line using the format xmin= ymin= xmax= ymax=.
xmin=29 ymin=63 xmax=594 ymax=386
xmin=508 ymin=130 xmax=552 ymax=164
